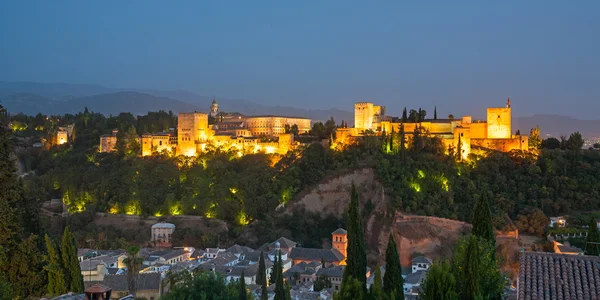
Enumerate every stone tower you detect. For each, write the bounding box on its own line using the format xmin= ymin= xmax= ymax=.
xmin=210 ymin=98 xmax=219 ymax=118
xmin=354 ymin=102 xmax=374 ymax=131
xmin=332 ymin=228 xmax=348 ymax=261
xmin=177 ymin=112 xmax=209 ymax=156
xmin=486 ymin=99 xmax=512 ymax=139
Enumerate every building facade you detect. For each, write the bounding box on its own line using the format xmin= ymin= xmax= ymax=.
xmin=151 ymin=222 xmax=176 ymax=248
xmin=339 ymin=99 xmax=528 ymax=159
xmin=244 ymin=115 xmax=311 ymax=136
xmin=99 ymin=129 xmax=119 ymax=153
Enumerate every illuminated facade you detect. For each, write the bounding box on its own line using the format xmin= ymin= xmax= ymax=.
xmin=341 ymin=98 xmax=528 ymax=159
xmin=99 ymin=129 xmax=119 ymax=153
xmin=244 ymin=116 xmax=311 ymax=136
xmin=57 ymin=125 xmax=74 ymax=145
xmin=177 ymin=112 xmax=210 ymax=156
xmin=151 ymin=222 xmax=175 ymax=248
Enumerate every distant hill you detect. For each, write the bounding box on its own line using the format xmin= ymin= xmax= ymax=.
xmin=0 ymin=81 xmax=353 ymax=123
xmin=1 ymin=92 xmax=200 ymax=116
xmin=513 ymin=115 xmax=600 ymax=139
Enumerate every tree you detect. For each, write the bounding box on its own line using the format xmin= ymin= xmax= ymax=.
xmin=541 ymin=137 xmax=560 ymax=149
xmin=434 ymin=106 xmax=437 ymax=120
xmin=515 ymin=209 xmax=548 ymax=236
xmin=586 ymin=217 xmax=600 ymax=256
xmin=451 ymin=235 xmax=504 ymax=300
xmin=594 ymin=143 xmax=600 ymax=150
xmin=257 ymin=251 xmax=267 ymax=286
xmin=61 ymin=226 xmax=84 ymax=293
xmin=567 ymin=131 xmax=584 ymax=150
xmin=456 ymin=134 xmax=462 ymax=161
xmin=270 ymin=254 xmax=278 ymax=286
xmin=369 ymin=266 xmax=383 ymax=300
xmin=334 ymin=276 xmax=363 ymax=300
xmin=419 ymin=260 xmax=457 ymax=300
xmin=529 ymin=126 xmax=541 ymax=151
xmin=383 ymin=233 xmax=403 ymax=298
xmin=274 ymin=251 xmax=286 ymax=300
xmin=399 ymin=123 xmax=406 ymax=156
xmin=342 ymin=184 xmax=367 ymax=291
xmin=448 ymin=114 xmax=454 ymax=120
xmin=471 ymin=192 xmax=495 ymax=245
xmin=239 ymin=270 xmax=247 ymax=300
xmin=408 ymin=109 xmax=418 ymax=122
xmin=290 ymin=124 xmax=299 ymax=137
xmin=44 ymin=234 xmax=67 ymax=296
xmin=6 ymin=235 xmax=47 ymax=298
xmin=314 ymin=275 xmax=332 ymax=292
xmin=402 ymin=107 xmax=408 ymax=122
xmin=124 ymin=246 xmax=143 ymax=297
xmin=419 ymin=108 xmax=427 ymax=121
xmin=162 ymin=272 xmax=245 ymax=299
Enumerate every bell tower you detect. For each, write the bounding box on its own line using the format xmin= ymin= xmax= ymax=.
xmin=332 ymin=228 xmax=348 ymax=264
xmin=210 ymin=97 xmax=219 ymax=118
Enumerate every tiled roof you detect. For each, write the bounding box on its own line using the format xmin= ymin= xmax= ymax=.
xmin=518 ymin=251 xmax=600 ymax=299
xmin=84 ymin=273 xmax=161 ymax=292
xmin=269 ymin=237 xmax=297 ymax=249
xmin=404 ymin=270 xmax=427 ymax=285
xmin=212 ymin=252 xmax=239 ymax=266
xmin=289 ymin=247 xmax=345 ymax=263
xmin=161 ymin=249 xmax=187 ymax=261
xmin=79 ymin=259 xmax=105 ymax=271
xmin=190 ymin=250 xmax=205 ymax=259
xmin=226 ymin=244 xmax=255 ymax=255
xmin=317 ymin=265 xmax=345 ymax=278
xmin=332 ymin=228 xmax=347 ymax=235
xmin=411 ymin=256 xmax=432 ymax=265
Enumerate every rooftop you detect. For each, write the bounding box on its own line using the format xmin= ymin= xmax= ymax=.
xmin=404 ymin=270 xmax=427 ymax=285
xmin=411 ymin=256 xmax=432 ymax=265
xmin=84 ymin=273 xmax=161 ymax=292
xmin=289 ymin=247 xmax=345 ymax=263
xmin=151 ymin=222 xmax=175 ymax=229
xmin=518 ymin=251 xmax=600 ymax=299
xmin=332 ymin=228 xmax=347 ymax=235
xmin=316 ymin=265 xmax=345 ymax=278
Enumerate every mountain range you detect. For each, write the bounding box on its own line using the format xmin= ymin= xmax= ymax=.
xmin=1 ymin=81 xmax=598 ymax=138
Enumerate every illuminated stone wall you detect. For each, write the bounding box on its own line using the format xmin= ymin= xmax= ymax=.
xmin=469 ymin=122 xmax=488 ymax=139
xmin=99 ymin=135 xmax=117 ymax=153
xmin=141 ymin=135 xmax=153 ymax=156
xmin=354 ymin=102 xmax=374 ymax=130
xmin=57 ymin=131 xmax=68 ymax=145
xmin=471 ymin=136 xmax=529 ymax=152
xmin=177 ymin=112 xmax=209 ymax=156
xmin=245 ymin=116 xmax=310 ymax=136
xmin=486 ymin=108 xmax=511 ymax=139
xmin=453 ymin=127 xmax=471 ymax=160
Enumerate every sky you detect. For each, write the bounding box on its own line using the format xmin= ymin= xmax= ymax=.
xmin=1 ymin=1 xmax=599 ymax=119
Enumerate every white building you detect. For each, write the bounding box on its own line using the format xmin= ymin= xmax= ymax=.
xmin=549 ymin=216 xmax=567 ymax=228
xmin=151 ymin=222 xmax=176 ymax=248
xmin=411 ymin=256 xmax=432 ymax=273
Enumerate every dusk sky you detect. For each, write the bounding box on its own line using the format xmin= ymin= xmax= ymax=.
xmin=1 ymin=1 xmax=599 ymax=119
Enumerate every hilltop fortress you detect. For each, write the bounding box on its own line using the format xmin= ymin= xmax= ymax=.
xmin=99 ymin=98 xmax=528 ymax=158
xmin=99 ymin=99 xmax=311 ymax=156
xmin=337 ymin=99 xmax=528 ymax=159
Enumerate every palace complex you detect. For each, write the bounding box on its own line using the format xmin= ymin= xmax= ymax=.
xmin=336 ymin=98 xmax=528 ymax=159
xmin=99 ymin=99 xmax=311 ymax=156
xmin=98 ymin=98 xmax=528 ymax=159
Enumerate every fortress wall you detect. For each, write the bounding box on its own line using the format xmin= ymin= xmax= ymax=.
xmin=471 ymin=136 xmax=529 ymax=152
xmin=487 ymin=108 xmax=511 ymax=139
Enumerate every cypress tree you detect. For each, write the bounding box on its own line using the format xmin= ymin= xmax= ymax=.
xmin=239 ymin=270 xmax=247 ymax=300
xmin=456 ymin=134 xmax=462 ymax=161
xmin=389 ymin=126 xmax=395 ymax=153
xmin=471 ymin=192 xmax=495 ymax=246
xmin=383 ymin=233 xmax=403 ymax=298
xmin=419 ymin=261 xmax=457 ymax=300
xmin=586 ymin=217 xmax=600 ymax=256
xmin=270 ymin=254 xmax=278 ymax=286
xmin=418 ymin=108 xmax=422 ymax=122
xmin=61 ymin=226 xmax=84 ymax=293
xmin=342 ymin=183 xmax=367 ymax=291
xmin=399 ymin=123 xmax=406 ymax=156
xmin=274 ymin=251 xmax=286 ymax=300
xmin=44 ymin=234 xmax=67 ymax=296
xmin=434 ymin=106 xmax=437 ymax=120
xmin=369 ymin=266 xmax=383 ymax=300
xmin=257 ymin=251 xmax=267 ymax=286
xmin=402 ymin=107 xmax=407 ymax=122
xmin=381 ymin=129 xmax=388 ymax=153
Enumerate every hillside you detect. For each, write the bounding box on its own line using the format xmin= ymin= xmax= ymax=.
xmin=514 ymin=114 xmax=600 ymax=139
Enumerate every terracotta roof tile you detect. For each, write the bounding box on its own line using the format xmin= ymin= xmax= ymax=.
xmin=519 ymin=251 xmax=600 ymax=299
